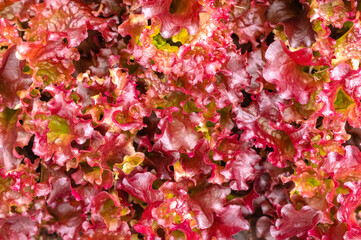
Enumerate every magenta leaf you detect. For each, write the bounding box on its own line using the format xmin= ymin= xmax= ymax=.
xmin=121 ymin=172 xmax=164 ymax=204
xmin=263 ymin=41 xmax=320 ymax=104
xmin=0 ymin=46 xmax=32 ymax=109
xmin=270 ymin=204 xmax=322 ymax=239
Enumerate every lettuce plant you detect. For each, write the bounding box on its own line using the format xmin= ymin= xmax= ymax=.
xmin=1 ymin=0 xmax=361 ymax=239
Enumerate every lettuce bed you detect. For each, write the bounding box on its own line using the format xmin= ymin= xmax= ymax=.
xmin=0 ymin=0 xmax=360 ymax=239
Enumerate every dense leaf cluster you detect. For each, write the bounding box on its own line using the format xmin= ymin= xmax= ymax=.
xmin=1 ymin=0 xmax=361 ymax=239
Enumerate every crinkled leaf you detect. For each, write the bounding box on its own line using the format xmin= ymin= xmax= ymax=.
xmin=270 ymin=204 xmax=322 ymax=239
xmin=0 ymin=216 xmax=38 ymax=239
xmin=121 ymin=172 xmax=164 ymax=204
xmin=0 ymin=107 xmax=21 ymax=171
xmin=0 ymin=46 xmax=32 ymax=109
xmin=142 ymin=0 xmax=204 ymax=38
xmin=263 ymin=41 xmax=319 ymax=104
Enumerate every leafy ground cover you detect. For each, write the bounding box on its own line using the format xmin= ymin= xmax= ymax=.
xmin=0 ymin=0 xmax=361 ymax=239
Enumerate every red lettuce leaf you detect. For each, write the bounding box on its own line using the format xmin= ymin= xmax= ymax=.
xmin=0 ymin=108 xmax=21 ymax=172
xmin=322 ymin=145 xmax=361 ymax=181
xmin=0 ymin=46 xmax=32 ymax=109
xmin=26 ymin=0 xmax=118 ymax=47
xmin=263 ymin=40 xmax=320 ymax=104
xmin=337 ymin=181 xmax=361 ymax=229
xmin=121 ymin=172 xmax=164 ymax=204
xmin=188 ymin=184 xmax=230 ymax=229
xmin=201 ymin=204 xmax=249 ymax=240
xmin=91 ymin=191 xmax=130 ymax=232
xmin=267 ymin=0 xmax=316 ymax=47
xmin=0 ymin=215 xmax=38 ymax=240
xmin=270 ymin=204 xmax=322 ymax=239
xmin=154 ymin=111 xmax=203 ymax=153
xmin=220 ymin=140 xmax=260 ymax=191
xmin=142 ymin=0 xmax=204 ymax=38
